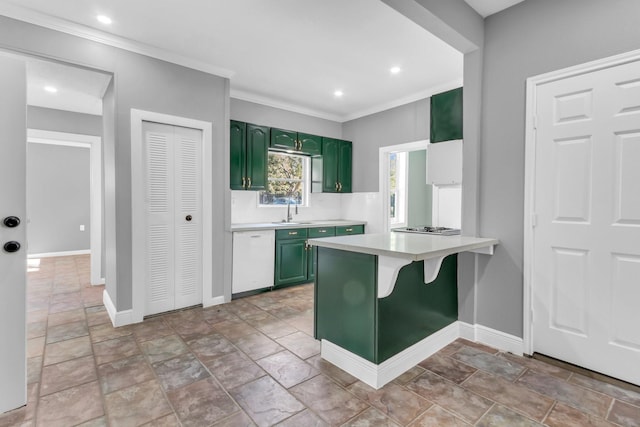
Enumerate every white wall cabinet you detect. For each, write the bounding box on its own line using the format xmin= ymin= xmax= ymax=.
xmin=427 ymin=139 xmax=462 ymax=185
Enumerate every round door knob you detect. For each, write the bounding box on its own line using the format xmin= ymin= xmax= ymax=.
xmin=3 ymin=216 xmax=20 ymax=228
xmin=3 ymin=241 xmax=21 ymax=253
xmin=185 ymin=215 xmax=192 ymax=222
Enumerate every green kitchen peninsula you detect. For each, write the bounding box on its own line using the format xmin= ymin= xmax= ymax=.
xmin=309 ymin=232 xmax=498 ymax=389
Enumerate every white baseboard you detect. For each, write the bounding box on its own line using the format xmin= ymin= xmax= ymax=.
xmin=459 ymin=321 xmax=524 ymax=355
xmin=103 ymin=289 xmax=134 ymax=327
xmin=322 ymin=322 xmax=460 ymax=389
xmin=28 ymin=249 xmax=90 ymax=258
xmin=321 ymin=321 xmax=524 ymax=389
xmin=203 ymin=296 xmax=226 ymax=308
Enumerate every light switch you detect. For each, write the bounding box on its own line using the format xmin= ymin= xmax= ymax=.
xmin=79 ymin=224 xmax=85 ymax=231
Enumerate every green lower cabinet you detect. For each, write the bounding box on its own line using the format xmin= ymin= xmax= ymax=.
xmin=275 ymin=239 xmax=308 ymax=286
xmin=315 ymin=248 xmax=458 ymax=364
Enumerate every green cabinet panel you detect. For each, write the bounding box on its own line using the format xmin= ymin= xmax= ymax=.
xmin=275 ymin=228 xmax=308 ymax=240
xmin=318 ymin=138 xmax=351 ymax=193
xmin=338 ymin=140 xmax=352 ymax=192
xmin=246 ymin=124 xmax=269 ymax=190
xmin=336 ymin=225 xmax=364 ymax=236
xmin=271 ymin=129 xmax=322 ymax=156
xmin=275 ymin=239 xmax=308 ymax=286
xmin=430 ymin=87 xmax=463 ymax=143
xmin=315 ymin=247 xmax=378 ymax=362
xmin=229 ymin=121 xmax=268 ymax=191
xmin=377 ymin=255 xmax=458 ymax=363
xmin=230 ymin=121 xmax=246 ymax=190
xmin=298 ymin=133 xmax=322 ymax=156
xmin=307 ymin=226 xmax=336 ymax=282
xmin=270 ymin=128 xmax=297 ymax=150
xmin=315 ymin=249 xmax=458 ymax=364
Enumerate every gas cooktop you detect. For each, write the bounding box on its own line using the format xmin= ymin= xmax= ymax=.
xmin=392 ymin=226 xmax=461 ymax=236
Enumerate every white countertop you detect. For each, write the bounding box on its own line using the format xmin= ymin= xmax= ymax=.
xmin=230 ymin=219 xmax=366 ymax=232
xmin=308 ymin=232 xmax=499 ymax=261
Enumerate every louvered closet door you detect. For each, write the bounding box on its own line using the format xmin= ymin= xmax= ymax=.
xmin=143 ymin=122 xmax=203 ymax=316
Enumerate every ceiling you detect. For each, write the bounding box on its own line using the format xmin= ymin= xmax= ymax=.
xmin=2 ymin=0 xmax=521 ymax=121
xmin=464 ymin=0 xmax=525 ymax=18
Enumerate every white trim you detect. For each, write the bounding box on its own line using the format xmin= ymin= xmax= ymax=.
xmin=204 ymin=296 xmax=226 ymax=308
xmin=321 ymin=321 xmax=524 ymax=389
xmin=103 ymin=289 xmax=133 ymax=327
xmin=379 ymin=140 xmax=430 ymax=232
xmin=28 ymin=249 xmax=90 ymax=258
xmin=522 ymin=47 xmax=640 ymax=357
xmin=130 ymin=109 xmax=214 ymax=324
xmin=0 ymin=2 xmax=234 ymax=79
xmin=459 ymin=322 xmax=524 ymax=355
xmin=27 ymin=129 xmax=103 ymax=286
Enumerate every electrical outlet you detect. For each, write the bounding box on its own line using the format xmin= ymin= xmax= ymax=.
xmin=79 ymin=224 xmax=85 ymax=231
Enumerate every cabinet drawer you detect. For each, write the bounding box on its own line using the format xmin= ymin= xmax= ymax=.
xmin=336 ymin=225 xmax=364 ymax=236
xmin=308 ymin=227 xmax=336 ymax=238
xmin=276 ymin=228 xmax=308 ymax=240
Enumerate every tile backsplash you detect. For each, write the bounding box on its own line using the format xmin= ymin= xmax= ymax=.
xmin=231 ymin=191 xmax=382 ymax=231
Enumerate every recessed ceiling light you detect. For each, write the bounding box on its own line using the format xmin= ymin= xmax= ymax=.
xmin=96 ymin=15 xmax=112 ymax=25
xmin=334 ymin=90 xmax=344 ymax=98
xmin=390 ymin=66 xmax=402 ymax=75
xmin=44 ymin=86 xmax=58 ymax=93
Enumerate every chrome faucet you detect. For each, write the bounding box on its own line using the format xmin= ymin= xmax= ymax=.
xmin=286 ymin=193 xmax=299 ymax=222
xmin=287 ymin=198 xmax=293 ymax=222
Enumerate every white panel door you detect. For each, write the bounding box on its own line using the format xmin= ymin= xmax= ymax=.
xmin=143 ymin=122 xmax=202 ymax=316
xmin=533 ymin=58 xmax=640 ymax=385
xmin=0 ymin=56 xmax=27 ymax=413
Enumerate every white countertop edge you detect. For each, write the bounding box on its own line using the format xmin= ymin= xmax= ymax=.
xmin=230 ymin=220 xmax=367 ymax=232
xmin=308 ymin=234 xmax=499 ymax=261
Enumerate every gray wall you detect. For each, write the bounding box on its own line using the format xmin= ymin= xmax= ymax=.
xmin=0 ymin=16 xmax=230 ymax=311
xmin=407 ymin=150 xmax=432 ymax=227
xmin=27 ymin=143 xmax=90 ymax=254
xmin=343 ymin=98 xmax=430 ymax=192
xmin=475 ymin=0 xmax=640 ymax=337
xmin=27 ymin=106 xmax=102 ymax=136
xmin=230 ymin=98 xmax=342 ymax=139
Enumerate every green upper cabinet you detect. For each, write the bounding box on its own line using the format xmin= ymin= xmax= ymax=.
xmin=319 ymin=138 xmax=352 ymax=193
xmin=430 ymin=87 xmax=463 ymax=143
xmin=271 ymin=128 xmax=322 ymax=156
xmin=270 ymin=128 xmax=297 ymax=150
xmin=230 ymin=121 xmax=268 ymax=191
xmin=230 ymin=121 xmax=247 ymax=190
xmin=298 ymin=133 xmax=322 ymax=156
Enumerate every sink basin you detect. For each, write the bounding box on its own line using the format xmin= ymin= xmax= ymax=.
xmin=272 ymin=221 xmax=312 ymax=225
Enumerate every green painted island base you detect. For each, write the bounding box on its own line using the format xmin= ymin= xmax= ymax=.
xmin=314 ymin=247 xmax=459 ymax=388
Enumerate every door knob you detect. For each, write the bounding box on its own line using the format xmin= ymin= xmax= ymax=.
xmin=185 ymin=215 xmax=192 ymax=222
xmin=3 ymin=241 xmax=20 ymax=253
xmin=3 ymin=216 xmax=20 ymax=228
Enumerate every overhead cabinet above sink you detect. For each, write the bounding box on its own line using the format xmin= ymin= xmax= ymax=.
xmin=270 ymin=128 xmax=322 ymax=156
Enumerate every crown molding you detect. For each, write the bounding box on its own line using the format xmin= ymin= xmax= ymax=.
xmin=230 ymin=88 xmax=344 ymax=123
xmin=0 ymin=2 xmax=235 ymax=78
xmin=233 ymin=77 xmax=463 ymax=124
xmin=341 ymin=78 xmax=464 ymax=122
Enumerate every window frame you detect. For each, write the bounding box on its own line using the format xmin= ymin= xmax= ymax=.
xmin=257 ymin=151 xmax=310 ymax=208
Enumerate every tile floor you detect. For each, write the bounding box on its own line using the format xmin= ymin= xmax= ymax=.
xmin=1 ymin=254 xmax=640 ymax=426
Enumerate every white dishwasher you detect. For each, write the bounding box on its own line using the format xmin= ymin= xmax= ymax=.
xmin=232 ymin=230 xmax=275 ymax=294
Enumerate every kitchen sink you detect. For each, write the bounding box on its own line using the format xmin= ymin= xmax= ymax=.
xmin=272 ymin=221 xmax=312 ymax=225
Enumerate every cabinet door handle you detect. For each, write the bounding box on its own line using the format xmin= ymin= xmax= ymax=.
xmin=338 ymin=182 xmax=342 ymax=192
xmin=288 ymin=231 xmax=298 ymax=235
xmin=319 ymin=230 xmax=326 ymax=233
xmin=242 ymin=177 xmax=246 ymax=189
xmin=345 ymin=228 xmax=353 ymax=232
xmin=247 ymin=177 xmax=251 ymax=189
xmin=335 ymin=182 xmax=339 ymax=191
